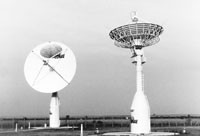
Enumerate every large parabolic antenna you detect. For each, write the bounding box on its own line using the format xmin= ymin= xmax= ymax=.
xmin=104 ymin=13 xmax=178 ymax=136
xmin=24 ymin=41 xmax=76 ymax=93
xmin=24 ymin=41 xmax=76 ymax=128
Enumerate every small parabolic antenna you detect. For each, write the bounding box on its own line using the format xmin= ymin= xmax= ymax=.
xmin=24 ymin=41 xmax=76 ymax=128
xmin=24 ymin=41 xmax=76 ymax=93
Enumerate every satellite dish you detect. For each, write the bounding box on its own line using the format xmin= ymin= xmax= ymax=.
xmin=24 ymin=41 xmax=76 ymax=93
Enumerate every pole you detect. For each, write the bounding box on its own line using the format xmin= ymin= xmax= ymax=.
xmin=15 ymin=123 xmax=18 ymax=132
xmin=80 ymin=124 xmax=83 ymax=136
xmin=28 ymin=122 xmax=31 ymax=129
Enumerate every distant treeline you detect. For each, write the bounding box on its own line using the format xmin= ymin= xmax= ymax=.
xmin=0 ymin=114 xmax=199 ymax=121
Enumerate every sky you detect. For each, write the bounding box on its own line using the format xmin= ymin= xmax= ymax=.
xmin=0 ymin=0 xmax=200 ymax=117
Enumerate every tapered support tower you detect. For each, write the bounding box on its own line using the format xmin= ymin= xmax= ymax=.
xmin=49 ymin=92 xmax=60 ymax=128
xmin=130 ymin=49 xmax=150 ymax=134
xmin=109 ymin=13 xmax=163 ymax=135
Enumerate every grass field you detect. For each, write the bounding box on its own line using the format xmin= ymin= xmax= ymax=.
xmin=0 ymin=127 xmax=200 ymax=136
xmin=0 ymin=129 xmax=83 ymax=136
xmin=0 ymin=127 xmax=129 ymax=136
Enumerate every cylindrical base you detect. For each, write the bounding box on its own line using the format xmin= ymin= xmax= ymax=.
xmin=130 ymin=91 xmax=150 ymax=134
xmin=49 ymin=92 xmax=60 ymax=128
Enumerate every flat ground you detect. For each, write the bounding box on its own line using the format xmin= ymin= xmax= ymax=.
xmin=0 ymin=127 xmax=200 ymax=136
xmin=0 ymin=127 xmax=128 ymax=136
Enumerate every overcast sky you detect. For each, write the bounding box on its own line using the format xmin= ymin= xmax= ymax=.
xmin=0 ymin=0 xmax=200 ymax=117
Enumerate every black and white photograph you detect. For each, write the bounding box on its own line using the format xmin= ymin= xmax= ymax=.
xmin=0 ymin=0 xmax=199 ymax=135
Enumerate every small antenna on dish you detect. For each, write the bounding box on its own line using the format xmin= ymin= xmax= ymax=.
xmin=131 ymin=11 xmax=138 ymax=23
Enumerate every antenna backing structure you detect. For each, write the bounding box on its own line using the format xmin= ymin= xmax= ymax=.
xmin=109 ymin=14 xmax=163 ymax=50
